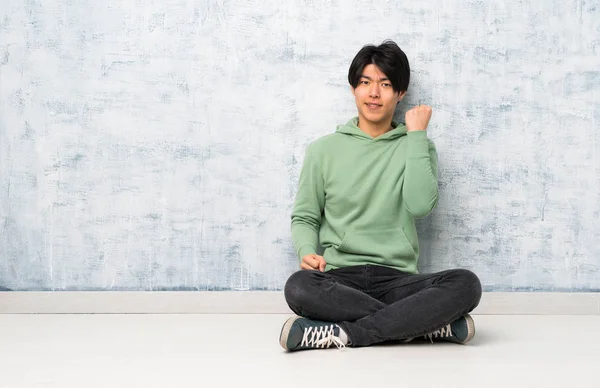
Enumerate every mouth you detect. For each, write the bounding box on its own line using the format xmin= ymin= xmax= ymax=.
xmin=365 ymin=103 xmax=382 ymax=110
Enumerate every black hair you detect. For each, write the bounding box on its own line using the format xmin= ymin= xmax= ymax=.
xmin=348 ymin=40 xmax=410 ymax=94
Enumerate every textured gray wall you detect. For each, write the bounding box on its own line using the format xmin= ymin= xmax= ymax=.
xmin=1 ymin=0 xmax=599 ymax=291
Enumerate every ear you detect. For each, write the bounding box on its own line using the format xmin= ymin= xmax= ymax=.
xmin=397 ymin=91 xmax=407 ymax=102
xmin=351 ymin=85 xmax=356 ymax=97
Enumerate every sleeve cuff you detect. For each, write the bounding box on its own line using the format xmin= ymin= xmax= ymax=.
xmin=407 ymin=130 xmax=430 ymax=157
xmin=297 ymin=245 xmax=317 ymax=259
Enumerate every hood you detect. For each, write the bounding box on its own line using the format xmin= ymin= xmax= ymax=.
xmin=335 ymin=117 xmax=407 ymax=141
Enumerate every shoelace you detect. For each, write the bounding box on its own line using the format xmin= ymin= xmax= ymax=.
xmin=424 ymin=324 xmax=453 ymax=343
xmin=301 ymin=325 xmax=346 ymax=349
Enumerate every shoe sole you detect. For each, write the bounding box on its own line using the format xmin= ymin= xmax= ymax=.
xmin=279 ymin=315 xmax=301 ymax=350
xmin=462 ymin=314 xmax=476 ymax=344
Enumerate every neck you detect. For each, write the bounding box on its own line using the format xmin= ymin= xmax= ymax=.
xmin=357 ymin=116 xmax=394 ymax=138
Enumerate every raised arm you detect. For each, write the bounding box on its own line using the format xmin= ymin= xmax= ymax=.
xmin=402 ymin=105 xmax=439 ymax=218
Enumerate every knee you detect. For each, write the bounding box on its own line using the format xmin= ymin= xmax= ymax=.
xmin=284 ymin=270 xmax=320 ymax=308
xmin=450 ymin=269 xmax=483 ymax=307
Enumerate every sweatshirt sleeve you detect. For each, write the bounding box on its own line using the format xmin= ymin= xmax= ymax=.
xmin=402 ymin=131 xmax=439 ymax=218
xmin=291 ymin=144 xmax=325 ymax=260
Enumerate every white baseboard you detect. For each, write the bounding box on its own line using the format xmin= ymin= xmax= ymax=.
xmin=0 ymin=291 xmax=598 ymax=315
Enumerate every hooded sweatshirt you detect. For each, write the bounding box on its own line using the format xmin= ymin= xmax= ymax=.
xmin=290 ymin=117 xmax=439 ymax=274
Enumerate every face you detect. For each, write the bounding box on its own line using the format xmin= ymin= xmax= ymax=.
xmin=351 ymin=64 xmax=406 ymax=127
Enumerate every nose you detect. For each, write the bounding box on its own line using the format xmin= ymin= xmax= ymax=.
xmin=369 ymin=83 xmax=380 ymax=98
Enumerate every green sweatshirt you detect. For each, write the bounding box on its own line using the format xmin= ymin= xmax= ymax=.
xmin=290 ymin=117 xmax=439 ymax=274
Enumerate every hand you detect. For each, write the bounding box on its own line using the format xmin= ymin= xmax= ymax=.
xmin=405 ymin=104 xmax=432 ymax=132
xmin=301 ymin=254 xmax=326 ymax=272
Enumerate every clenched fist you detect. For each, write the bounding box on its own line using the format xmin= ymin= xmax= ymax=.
xmin=301 ymin=254 xmax=326 ymax=272
xmin=405 ymin=105 xmax=432 ymax=132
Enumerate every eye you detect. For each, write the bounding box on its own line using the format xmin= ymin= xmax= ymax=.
xmin=361 ymin=80 xmax=369 ymax=85
xmin=382 ymin=83 xmax=391 ymax=87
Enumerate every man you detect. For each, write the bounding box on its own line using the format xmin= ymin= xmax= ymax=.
xmin=279 ymin=40 xmax=482 ymax=351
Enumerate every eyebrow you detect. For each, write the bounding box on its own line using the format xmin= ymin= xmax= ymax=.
xmin=360 ymin=75 xmax=390 ymax=82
